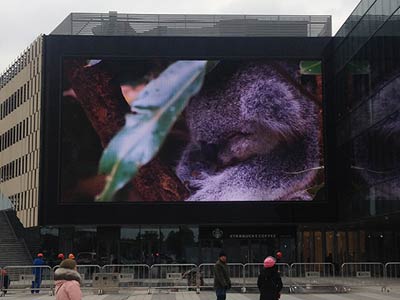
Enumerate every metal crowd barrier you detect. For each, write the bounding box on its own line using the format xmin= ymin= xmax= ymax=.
xmin=228 ymin=263 xmax=245 ymax=290
xmin=291 ymin=263 xmax=335 ymax=284
xmin=341 ymin=262 xmax=384 ymax=288
xmin=383 ymin=262 xmax=400 ymax=292
xmin=199 ymin=263 xmax=245 ymax=291
xmin=149 ymin=264 xmax=197 ymax=291
xmin=243 ymin=263 xmax=291 ymax=291
xmin=1 ymin=262 xmax=400 ymax=295
xmin=3 ymin=265 xmax=53 ymax=295
xmin=102 ymin=264 xmax=150 ymax=290
xmin=77 ymin=265 xmax=101 ymax=290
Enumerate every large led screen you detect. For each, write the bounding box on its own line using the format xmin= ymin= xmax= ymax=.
xmin=61 ymin=59 xmax=324 ymax=203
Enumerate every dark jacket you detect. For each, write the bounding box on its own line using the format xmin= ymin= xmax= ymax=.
xmin=257 ymin=267 xmax=283 ymax=300
xmin=214 ymin=259 xmax=231 ymax=289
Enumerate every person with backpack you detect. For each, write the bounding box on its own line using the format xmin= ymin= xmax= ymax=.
xmin=257 ymin=256 xmax=283 ymax=300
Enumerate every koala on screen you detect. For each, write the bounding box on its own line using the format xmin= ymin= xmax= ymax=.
xmin=176 ymin=61 xmax=321 ymax=201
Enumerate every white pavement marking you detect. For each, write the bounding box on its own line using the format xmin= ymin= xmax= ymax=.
xmin=126 ymin=293 xmax=153 ymax=300
xmin=299 ymin=293 xmax=365 ymax=300
xmin=281 ymin=294 xmax=316 ymax=300
xmin=177 ymin=292 xmax=201 ymax=300
xmin=356 ymin=292 xmax=400 ymax=300
xmin=82 ymin=294 xmax=107 ymax=300
xmin=226 ymin=293 xmax=252 ymax=300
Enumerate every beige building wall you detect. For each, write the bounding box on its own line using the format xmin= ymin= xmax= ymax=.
xmin=0 ymin=36 xmax=43 ymax=228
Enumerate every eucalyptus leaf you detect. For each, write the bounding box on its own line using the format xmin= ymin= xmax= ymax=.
xmin=96 ymin=60 xmax=208 ymax=202
xmin=300 ymin=61 xmax=322 ymax=75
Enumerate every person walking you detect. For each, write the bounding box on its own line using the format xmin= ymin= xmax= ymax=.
xmin=214 ymin=251 xmax=231 ymax=300
xmin=257 ymin=256 xmax=283 ymax=300
xmin=54 ymin=259 xmax=82 ymax=300
xmin=31 ymin=253 xmax=45 ymax=294
xmin=0 ymin=269 xmax=10 ymax=295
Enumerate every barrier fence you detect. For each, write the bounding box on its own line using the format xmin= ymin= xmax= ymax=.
xmin=383 ymin=262 xmax=400 ymax=292
xmin=341 ymin=262 xmax=384 ymax=288
xmin=243 ymin=263 xmax=291 ymax=290
xmin=291 ymin=263 xmax=336 ymax=286
xmin=149 ymin=264 xmax=197 ymax=290
xmin=385 ymin=262 xmax=400 ymax=281
xmin=2 ymin=265 xmax=53 ymax=295
xmin=1 ymin=262 xmax=400 ymax=295
xmin=199 ymin=263 xmax=246 ymax=292
xmin=77 ymin=265 xmax=101 ymax=290
xmin=102 ymin=264 xmax=150 ymax=289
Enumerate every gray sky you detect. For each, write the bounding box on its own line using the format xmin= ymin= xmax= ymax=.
xmin=0 ymin=0 xmax=361 ymax=73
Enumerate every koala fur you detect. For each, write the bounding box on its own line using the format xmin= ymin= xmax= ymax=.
xmin=176 ymin=61 xmax=321 ymax=201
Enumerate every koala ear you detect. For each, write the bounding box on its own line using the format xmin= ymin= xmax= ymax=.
xmin=238 ymin=63 xmax=317 ymax=142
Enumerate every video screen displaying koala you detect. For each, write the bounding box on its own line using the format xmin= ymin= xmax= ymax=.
xmin=61 ymin=59 xmax=324 ymax=203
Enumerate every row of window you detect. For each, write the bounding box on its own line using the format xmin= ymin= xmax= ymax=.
xmin=9 ymin=188 xmax=38 ymax=211
xmin=0 ymin=38 xmax=42 ymax=229
xmin=333 ymin=7 xmax=400 ymax=217
xmin=333 ymin=1 xmax=400 ymax=74
xmin=0 ymin=37 xmax=41 ymax=89
xmin=0 ymin=82 xmax=31 ymax=120
xmin=0 ymin=115 xmax=38 ymax=151
xmin=0 ymin=152 xmax=39 ymax=182
xmin=17 ymin=207 xmax=37 ymax=228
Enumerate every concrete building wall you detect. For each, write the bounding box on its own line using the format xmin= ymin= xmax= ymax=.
xmin=0 ymin=36 xmax=43 ymax=227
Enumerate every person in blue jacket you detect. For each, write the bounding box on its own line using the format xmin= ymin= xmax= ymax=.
xmin=31 ymin=253 xmax=45 ymax=294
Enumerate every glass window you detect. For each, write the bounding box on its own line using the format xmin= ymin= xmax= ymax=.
xmin=337 ymin=232 xmax=347 ymax=262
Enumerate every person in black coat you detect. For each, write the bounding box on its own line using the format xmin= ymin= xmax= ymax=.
xmin=257 ymin=256 xmax=283 ymax=300
xmin=214 ymin=251 xmax=231 ymax=300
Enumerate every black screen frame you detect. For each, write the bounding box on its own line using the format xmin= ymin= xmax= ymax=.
xmin=40 ymin=35 xmax=335 ymax=226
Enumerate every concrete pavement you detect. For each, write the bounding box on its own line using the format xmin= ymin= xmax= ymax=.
xmin=2 ymin=287 xmax=400 ymax=300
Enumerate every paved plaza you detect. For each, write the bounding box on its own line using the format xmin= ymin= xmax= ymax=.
xmin=2 ymin=287 xmax=400 ymax=300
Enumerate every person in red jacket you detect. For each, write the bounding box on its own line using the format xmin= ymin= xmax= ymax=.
xmin=275 ymin=251 xmax=283 ymax=262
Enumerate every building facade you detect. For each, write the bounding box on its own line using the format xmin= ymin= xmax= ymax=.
xmin=0 ymin=37 xmax=43 ymax=227
xmin=1 ymin=1 xmax=400 ymax=266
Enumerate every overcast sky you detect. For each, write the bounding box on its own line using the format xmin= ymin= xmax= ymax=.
xmin=0 ymin=0 xmax=361 ymax=72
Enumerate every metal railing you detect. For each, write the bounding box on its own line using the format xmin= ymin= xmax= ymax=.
xmin=102 ymin=264 xmax=150 ymax=289
xmin=291 ymin=263 xmax=335 ymax=282
xmin=2 ymin=265 xmax=54 ymax=295
xmin=341 ymin=262 xmax=384 ymax=288
xmin=77 ymin=265 xmax=102 ymax=288
xmin=1 ymin=262 xmax=400 ymax=295
xmin=51 ymin=13 xmax=332 ymax=37
xmin=149 ymin=264 xmax=197 ymax=291
xmin=382 ymin=262 xmax=400 ymax=293
xmin=199 ymin=263 xmax=245 ymax=291
xmin=243 ymin=263 xmax=291 ymax=291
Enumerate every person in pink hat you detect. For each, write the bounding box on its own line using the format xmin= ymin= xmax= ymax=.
xmin=257 ymin=256 xmax=283 ymax=300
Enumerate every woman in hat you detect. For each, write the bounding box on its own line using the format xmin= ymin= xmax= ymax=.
xmin=257 ymin=256 xmax=283 ymax=300
xmin=54 ymin=259 xmax=82 ymax=300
